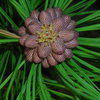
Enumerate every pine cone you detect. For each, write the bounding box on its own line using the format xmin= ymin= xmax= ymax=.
xmin=18 ymin=8 xmax=78 ymax=68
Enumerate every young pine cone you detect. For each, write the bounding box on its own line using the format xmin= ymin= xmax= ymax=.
xmin=18 ymin=8 xmax=78 ymax=68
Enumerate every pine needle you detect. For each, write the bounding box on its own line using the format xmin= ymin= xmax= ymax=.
xmin=0 ymin=29 xmax=20 ymax=39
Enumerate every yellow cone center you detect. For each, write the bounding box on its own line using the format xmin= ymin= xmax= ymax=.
xmin=37 ymin=24 xmax=58 ymax=46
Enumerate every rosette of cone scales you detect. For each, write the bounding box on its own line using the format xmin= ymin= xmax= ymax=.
xmin=18 ymin=8 xmax=79 ymax=68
